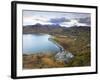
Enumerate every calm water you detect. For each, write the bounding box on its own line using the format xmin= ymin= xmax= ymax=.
xmin=23 ymin=34 xmax=60 ymax=54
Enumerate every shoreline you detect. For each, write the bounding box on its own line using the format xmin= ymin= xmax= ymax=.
xmin=48 ymin=36 xmax=74 ymax=62
xmin=23 ymin=33 xmax=74 ymax=61
xmin=48 ymin=37 xmax=64 ymax=52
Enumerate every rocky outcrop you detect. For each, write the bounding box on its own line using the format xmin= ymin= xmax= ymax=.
xmin=55 ymin=51 xmax=74 ymax=63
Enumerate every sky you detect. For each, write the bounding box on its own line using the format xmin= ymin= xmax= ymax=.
xmin=23 ymin=10 xmax=91 ymax=27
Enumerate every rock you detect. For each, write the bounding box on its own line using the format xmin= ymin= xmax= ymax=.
xmin=55 ymin=51 xmax=74 ymax=63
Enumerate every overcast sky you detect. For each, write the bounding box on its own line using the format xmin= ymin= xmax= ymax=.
xmin=23 ymin=10 xmax=91 ymax=27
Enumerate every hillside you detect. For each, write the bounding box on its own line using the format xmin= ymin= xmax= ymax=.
xmin=23 ymin=24 xmax=90 ymax=36
xmin=23 ymin=24 xmax=91 ymax=68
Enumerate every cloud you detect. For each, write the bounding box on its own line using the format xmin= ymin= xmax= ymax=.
xmin=49 ymin=17 xmax=70 ymax=24
xmin=49 ymin=17 xmax=90 ymax=27
xmin=23 ymin=15 xmax=52 ymax=25
xmin=23 ymin=10 xmax=91 ymax=27
xmin=60 ymin=19 xmax=89 ymax=27
xmin=60 ymin=19 xmax=77 ymax=27
xmin=78 ymin=17 xmax=91 ymax=25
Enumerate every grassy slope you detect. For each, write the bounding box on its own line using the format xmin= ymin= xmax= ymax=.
xmin=23 ymin=27 xmax=91 ymax=69
xmin=53 ymin=30 xmax=90 ymax=67
xmin=23 ymin=53 xmax=67 ymax=69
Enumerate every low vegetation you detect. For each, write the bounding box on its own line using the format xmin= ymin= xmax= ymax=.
xmin=23 ymin=25 xmax=91 ymax=69
xmin=53 ymin=33 xmax=90 ymax=67
xmin=23 ymin=53 xmax=67 ymax=69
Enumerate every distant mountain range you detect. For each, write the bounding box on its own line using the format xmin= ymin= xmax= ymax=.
xmin=23 ymin=23 xmax=90 ymax=28
xmin=23 ymin=23 xmax=90 ymax=35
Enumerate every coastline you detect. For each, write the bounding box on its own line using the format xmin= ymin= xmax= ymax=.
xmin=23 ymin=32 xmax=90 ymax=69
xmin=48 ymin=36 xmax=74 ymax=62
xmin=48 ymin=37 xmax=64 ymax=52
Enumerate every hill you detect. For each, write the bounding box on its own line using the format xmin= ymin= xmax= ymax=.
xmin=23 ymin=24 xmax=90 ymax=36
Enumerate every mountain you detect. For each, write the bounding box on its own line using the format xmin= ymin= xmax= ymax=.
xmin=23 ymin=24 xmax=62 ymax=34
xmin=23 ymin=24 xmax=90 ymax=36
